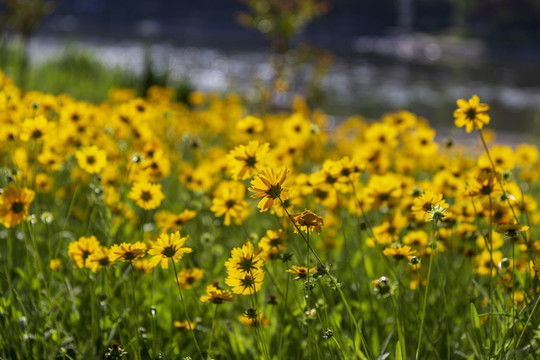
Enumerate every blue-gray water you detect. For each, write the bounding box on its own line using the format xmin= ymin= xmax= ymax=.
xmin=24 ymin=35 xmax=540 ymax=143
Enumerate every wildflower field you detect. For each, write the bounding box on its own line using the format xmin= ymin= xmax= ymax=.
xmin=0 ymin=68 xmax=539 ymax=360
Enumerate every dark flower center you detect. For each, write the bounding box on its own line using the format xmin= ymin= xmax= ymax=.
xmin=31 ymin=130 xmax=43 ymax=139
xmin=238 ymin=256 xmax=257 ymax=273
xmin=245 ymin=156 xmax=257 ymax=168
xmin=481 ymin=185 xmax=493 ymax=195
xmin=225 ymin=199 xmax=236 ymax=209
xmin=11 ymin=202 xmax=24 ymax=214
xmin=326 ymin=175 xmax=337 ymax=184
xmin=86 ymin=155 xmax=96 ymax=165
xmin=265 ymin=184 xmax=282 ymax=199
xmin=465 ymin=108 xmax=477 ymax=120
xmin=123 ymin=252 xmax=137 ymax=261
xmin=161 ymin=245 xmax=177 ymax=258
xmin=269 ymin=238 xmax=282 ymax=247
xmin=141 ymin=191 xmax=152 ymax=202
xmin=240 ymin=275 xmax=255 ymax=289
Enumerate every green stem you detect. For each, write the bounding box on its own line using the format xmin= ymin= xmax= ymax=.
xmin=130 ymin=263 xmax=141 ymax=360
xmin=478 ymin=129 xmax=533 ymax=273
xmin=515 ymin=295 xmax=540 ymax=349
xmin=248 ymin=270 xmax=271 ymax=360
xmin=416 ymin=220 xmax=438 ymax=360
xmin=151 ymin=306 xmax=157 ymax=358
xmin=488 ymin=195 xmax=494 ymax=355
xmin=278 ymin=259 xmax=291 ymax=359
xmin=392 ymin=295 xmax=407 ymax=360
xmin=171 ymin=261 xmax=204 ymax=359
xmin=307 ymin=228 xmax=312 ymax=360
xmin=278 ymin=197 xmax=373 ymax=360
xmin=207 ymin=304 xmax=219 ymax=360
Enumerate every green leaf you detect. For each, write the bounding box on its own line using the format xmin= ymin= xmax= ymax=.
xmin=395 ymin=341 xmax=403 ymax=360
xmin=470 ymin=303 xmax=481 ymax=329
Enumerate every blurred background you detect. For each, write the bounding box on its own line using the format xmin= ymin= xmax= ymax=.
xmin=1 ymin=0 xmax=540 ymax=139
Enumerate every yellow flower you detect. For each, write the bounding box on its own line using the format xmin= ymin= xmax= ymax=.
xmin=283 ymin=113 xmax=311 ymax=142
xmin=364 ymin=174 xmax=402 ymax=209
xmin=147 ymin=231 xmax=192 ymax=269
xmin=210 ymin=181 xmax=250 ymax=226
xmin=225 ymin=242 xmax=265 ymax=275
xmin=128 ymin=182 xmax=164 ymax=210
xmin=176 ymin=267 xmax=205 ymax=289
xmin=289 ymin=210 xmax=324 ymax=234
xmin=403 ymin=230 xmax=430 ymax=256
xmin=239 ymin=309 xmax=270 ymax=328
xmin=382 ymin=245 xmax=415 ymax=261
xmin=168 ymin=209 xmax=197 ymax=227
xmin=200 ymin=283 xmax=237 ymax=304
xmin=249 ymin=167 xmax=289 ymax=212
xmin=411 ymin=190 xmax=448 ymax=222
xmin=154 ymin=209 xmax=197 ymax=232
xmin=453 ymin=95 xmax=490 ymax=133
xmin=86 ymin=246 xmax=113 ymax=272
xmin=495 ymin=223 xmax=529 ymax=234
xmin=109 ymin=242 xmax=147 ymax=263
xmin=474 ymin=250 xmax=503 ymax=276
xmin=465 ymin=169 xmax=502 ymax=198
xmin=286 ymin=265 xmax=317 ymax=280
xmin=477 ymin=145 xmax=514 ymax=171
xmin=515 ymin=144 xmax=539 ymax=168
xmin=19 ymin=115 xmax=52 ymax=142
xmin=132 ymin=258 xmax=153 ymax=274
xmin=68 ymin=235 xmax=101 ymax=268
xmin=225 ymin=268 xmax=265 ymax=295
xmin=174 ymin=320 xmax=196 ymax=330
xmin=49 ymin=258 xmax=62 ymax=270
xmin=494 ymin=223 xmax=529 ymax=242
xmin=237 ymin=115 xmax=264 ymax=136
xmin=258 ymin=229 xmax=287 ymax=260
xmin=35 ymin=173 xmax=53 ymax=193
xmin=76 ymin=145 xmax=108 ymax=174
xmin=365 ymin=122 xmax=399 ymax=149
xmin=227 ymin=141 xmax=270 ymax=180
xmin=0 ymin=185 xmax=35 ymax=228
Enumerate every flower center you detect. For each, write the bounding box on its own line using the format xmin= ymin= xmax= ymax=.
xmin=11 ymin=201 xmax=24 ymax=214
xmin=238 ymin=256 xmax=257 ymax=273
xmin=264 ymin=184 xmax=282 ymax=199
xmin=31 ymin=129 xmax=43 ymax=139
xmin=141 ymin=191 xmax=152 ymax=202
xmin=86 ymin=155 xmax=96 ymax=165
xmin=465 ymin=108 xmax=477 ymax=120
xmin=161 ymin=245 xmax=177 ymax=258
xmin=269 ymin=238 xmax=282 ymax=247
xmin=240 ymin=275 xmax=255 ymax=289
xmin=245 ymin=156 xmax=257 ymax=168
xmin=325 ymin=175 xmax=337 ymax=184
